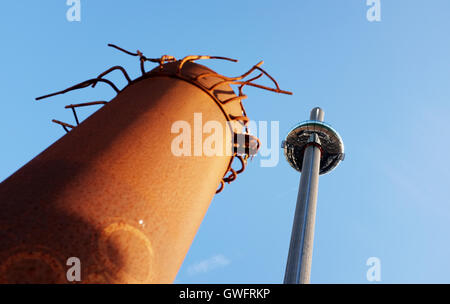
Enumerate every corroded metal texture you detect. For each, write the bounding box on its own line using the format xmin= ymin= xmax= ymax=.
xmin=0 ymin=45 xmax=291 ymax=283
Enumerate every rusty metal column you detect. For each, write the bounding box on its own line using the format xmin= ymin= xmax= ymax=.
xmin=0 ymin=47 xmax=292 ymax=284
xmin=284 ymin=107 xmax=323 ymax=284
xmin=0 ymin=62 xmax=240 ymax=284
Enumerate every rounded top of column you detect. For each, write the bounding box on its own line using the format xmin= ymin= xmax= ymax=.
xmin=282 ymin=108 xmax=344 ymax=175
xmin=310 ymin=107 xmax=324 ymax=121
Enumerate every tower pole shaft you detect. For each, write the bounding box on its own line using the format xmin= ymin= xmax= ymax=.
xmin=284 ymin=108 xmax=323 ymax=284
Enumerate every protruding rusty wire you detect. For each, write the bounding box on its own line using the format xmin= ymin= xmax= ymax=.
xmin=65 ymin=101 xmax=108 ymax=108
xmin=234 ymin=155 xmax=247 ymax=174
xmin=208 ymin=64 xmax=291 ymax=95
xmin=177 ymin=55 xmax=238 ymax=75
xmin=35 ymin=78 xmax=120 ymax=101
xmin=229 ymin=115 xmax=250 ymax=125
xmin=52 ymin=119 xmax=76 ymax=133
xmin=92 ymin=66 xmax=132 ymax=88
xmin=236 ymin=73 xmax=264 ymax=97
xmin=216 ymin=180 xmax=225 ymax=194
xmin=223 ymin=167 xmax=237 ymax=183
xmin=37 ymin=43 xmax=293 ymax=195
xmin=221 ymin=95 xmax=248 ymax=105
xmin=232 ymin=80 xmax=292 ymax=95
xmin=219 ymin=73 xmax=263 ymax=108
xmin=107 ymin=43 xmax=139 ymax=57
xmin=70 ymin=108 xmax=79 ymax=126
xmin=197 ymin=61 xmax=264 ymax=85
xmin=215 ymin=131 xmax=260 ymax=194
xmin=108 ymin=44 xmax=176 ymax=74
xmin=196 ymin=58 xmax=291 ymax=194
xmin=65 ymin=101 xmax=108 ymax=126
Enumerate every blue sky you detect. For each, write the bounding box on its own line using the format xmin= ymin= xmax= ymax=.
xmin=1 ymin=1 xmax=450 ymax=283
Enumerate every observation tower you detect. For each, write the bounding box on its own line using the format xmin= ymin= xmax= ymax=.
xmin=282 ymin=107 xmax=344 ymax=284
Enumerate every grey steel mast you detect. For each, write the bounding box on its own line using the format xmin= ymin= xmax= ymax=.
xmin=282 ymin=107 xmax=344 ymax=284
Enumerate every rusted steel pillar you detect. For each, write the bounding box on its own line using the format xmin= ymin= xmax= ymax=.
xmin=0 ymin=48 xmax=291 ymax=283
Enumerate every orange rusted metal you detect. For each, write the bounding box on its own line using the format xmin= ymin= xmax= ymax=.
xmin=0 ymin=45 xmax=291 ymax=283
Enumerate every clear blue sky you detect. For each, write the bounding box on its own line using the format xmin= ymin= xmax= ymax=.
xmin=1 ymin=1 xmax=450 ymax=283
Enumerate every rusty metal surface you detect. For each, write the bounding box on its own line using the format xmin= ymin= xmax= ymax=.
xmin=36 ymin=44 xmax=292 ymax=192
xmin=0 ymin=45 xmax=291 ymax=283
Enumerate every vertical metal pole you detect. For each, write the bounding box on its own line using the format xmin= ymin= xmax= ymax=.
xmin=284 ymin=107 xmax=324 ymax=284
